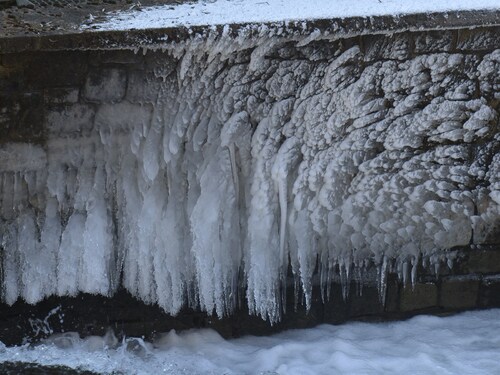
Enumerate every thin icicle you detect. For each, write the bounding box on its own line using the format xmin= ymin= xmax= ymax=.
xmin=378 ymin=256 xmax=389 ymax=305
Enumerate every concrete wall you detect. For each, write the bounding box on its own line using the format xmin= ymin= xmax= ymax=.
xmin=0 ymin=25 xmax=499 ymax=344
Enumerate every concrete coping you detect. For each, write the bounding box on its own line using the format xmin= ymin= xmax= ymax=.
xmin=0 ymin=9 xmax=499 ymax=53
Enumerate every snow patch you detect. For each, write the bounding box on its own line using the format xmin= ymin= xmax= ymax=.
xmin=82 ymin=0 xmax=500 ymax=31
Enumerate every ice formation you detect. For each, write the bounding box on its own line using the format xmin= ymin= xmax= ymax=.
xmin=0 ymin=30 xmax=499 ymax=323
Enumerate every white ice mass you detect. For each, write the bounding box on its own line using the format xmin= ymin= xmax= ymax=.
xmin=1 ymin=309 xmax=500 ymax=374
xmin=0 ymin=27 xmax=499 ymax=323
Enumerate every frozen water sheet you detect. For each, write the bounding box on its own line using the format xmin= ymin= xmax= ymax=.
xmin=83 ymin=0 xmax=500 ymax=31
xmin=1 ymin=309 xmax=500 ymax=374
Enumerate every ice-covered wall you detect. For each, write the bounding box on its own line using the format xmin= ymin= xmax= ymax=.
xmin=0 ymin=27 xmax=499 ymax=323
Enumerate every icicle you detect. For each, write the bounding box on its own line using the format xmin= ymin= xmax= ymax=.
xmin=1 ymin=223 xmax=19 ymax=305
xmin=270 ymin=137 xmax=301 ymax=308
xmin=319 ymin=251 xmax=329 ymax=303
xmin=447 ymin=257 xmax=454 ymax=270
xmin=323 ymin=258 xmax=334 ymax=302
xmin=2 ymin=173 xmax=14 ymax=220
xmin=39 ymin=198 xmax=61 ymax=297
xmin=411 ymin=255 xmax=419 ymax=289
xmin=228 ymin=143 xmax=240 ymax=204
xmin=402 ymin=261 xmax=409 ymax=287
xmin=355 ymin=266 xmax=363 ymax=296
xmin=18 ymin=211 xmax=40 ymax=304
xmin=277 ymin=179 xmax=288 ymax=269
xmin=339 ymin=260 xmax=351 ymax=301
xmin=57 ymin=213 xmax=85 ymax=296
xmin=142 ymin=87 xmax=167 ymax=181
xmin=153 ymin=165 xmax=186 ymax=316
xmin=434 ymin=260 xmax=440 ymax=278
xmin=378 ymin=256 xmax=388 ymax=305
xmin=80 ymin=165 xmax=113 ymax=296
xmin=221 ymin=111 xmax=251 ymax=207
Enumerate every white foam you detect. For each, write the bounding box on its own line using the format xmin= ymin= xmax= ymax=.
xmin=1 ymin=309 xmax=500 ymax=375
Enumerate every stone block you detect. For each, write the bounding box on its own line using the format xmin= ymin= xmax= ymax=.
xmin=400 ymin=283 xmax=438 ymax=312
xmin=322 ymin=283 xmax=349 ymax=323
xmin=484 ymin=225 xmax=500 ymax=245
xmin=363 ymin=33 xmax=412 ymax=61
xmin=126 ymin=70 xmax=162 ymax=103
xmin=92 ymin=50 xmax=144 ymax=65
xmin=0 ymin=92 xmax=44 ymax=144
xmin=94 ymin=102 xmax=153 ymax=132
xmin=83 ymin=68 xmax=127 ymax=103
xmin=0 ymin=52 xmax=27 ymax=68
xmin=46 ymin=104 xmax=95 ymax=135
xmin=439 ymin=276 xmax=480 ymax=310
xmin=144 ymin=51 xmax=177 ymax=80
xmin=0 ymin=93 xmax=19 ymax=128
xmin=348 ymin=284 xmax=384 ymax=317
xmin=413 ymin=30 xmax=455 ymax=54
xmin=464 ymin=249 xmax=500 ymax=274
xmin=44 ymin=87 xmax=79 ymax=105
xmin=0 ymin=55 xmax=23 ymax=93
xmin=478 ymin=275 xmax=500 ymax=308
xmin=25 ymin=51 xmax=87 ymax=89
xmin=384 ymin=280 xmax=400 ymax=313
xmin=0 ymin=60 xmax=23 ymax=78
xmin=456 ymin=28 xmax=499 ymax=52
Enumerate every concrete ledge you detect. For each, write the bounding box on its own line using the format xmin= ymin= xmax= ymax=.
xmin=0 ymin=9 xmax=499 ymax=53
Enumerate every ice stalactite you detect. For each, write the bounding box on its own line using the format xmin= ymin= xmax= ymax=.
xmin=0 ymin=32 xmax=499 ymax=323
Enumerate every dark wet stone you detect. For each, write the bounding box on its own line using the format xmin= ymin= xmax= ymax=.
xmin=400 ymin=283 xmax=438 ymax=312
xmin=478 ymin=276 xmax=500 ymax=308
xmin=0 ymin=361 xmax=99 ymax=375
xmin=440 ymin=276 xmax=481 ymax=310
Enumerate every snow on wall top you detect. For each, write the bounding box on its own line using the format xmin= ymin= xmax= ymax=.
xmin=83 ymin=0 xmax=500 ymax=31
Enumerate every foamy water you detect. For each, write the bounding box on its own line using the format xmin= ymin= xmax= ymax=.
xmin=1 ymin=309 xmax=500 ymax=374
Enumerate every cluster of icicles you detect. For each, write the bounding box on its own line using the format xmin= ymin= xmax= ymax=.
xmin=0 ymin=33 xmax=499 ymax=323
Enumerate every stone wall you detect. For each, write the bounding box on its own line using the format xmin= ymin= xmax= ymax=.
xmin=0 ymin=25 xmax=499 ymax=345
